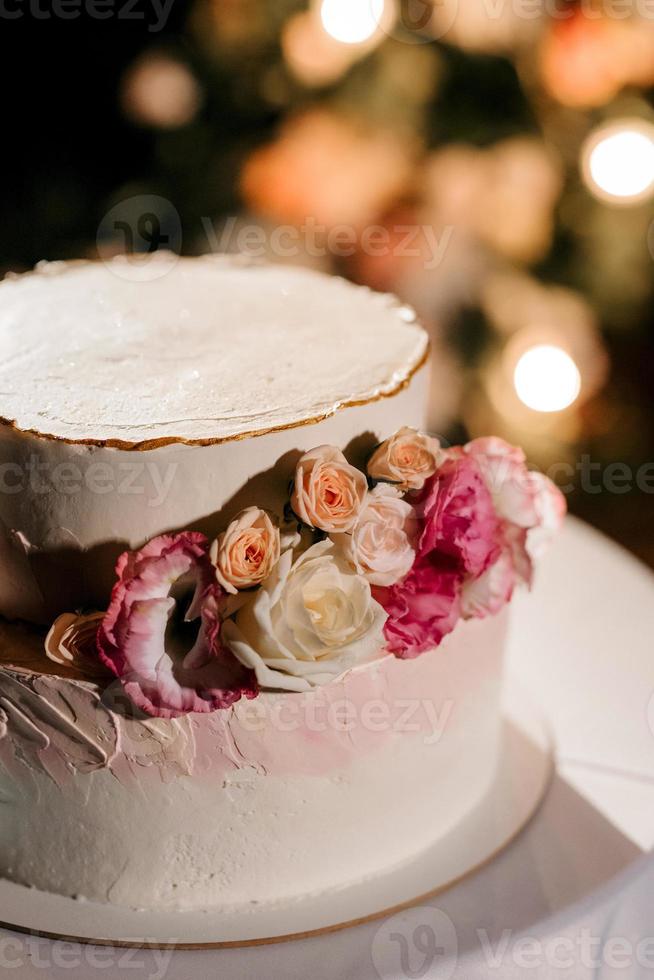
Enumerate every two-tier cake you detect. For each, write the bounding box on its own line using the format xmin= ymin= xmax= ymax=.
xmin=0 ymin=256 xmax=564 ymax=911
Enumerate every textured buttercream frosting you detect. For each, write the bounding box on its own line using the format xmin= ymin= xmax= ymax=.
xmin=0 ymin=256 xmax=427 ymax=445
xmin=0 ymin=611 xmax=506 ymax=910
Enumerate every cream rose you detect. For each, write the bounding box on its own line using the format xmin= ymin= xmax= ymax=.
xmin=210 ymin=507 xmax=281 ymax=594
xmin=367 ymin=427 xmax=443 ymax=491
xmin=222 ymin=540 xmax=387 ymax=692
xmin=333 ymin=484 xmax=417 ymax=587
xmin=291 ymin=445 xmax=368 ymax=532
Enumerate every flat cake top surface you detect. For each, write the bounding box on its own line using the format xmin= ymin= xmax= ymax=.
xmin=0 ymin=256 xmax=427 ymax=447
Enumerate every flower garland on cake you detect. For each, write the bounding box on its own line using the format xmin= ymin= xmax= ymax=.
xmin=45 ymin=430 xmax=565 ymax=718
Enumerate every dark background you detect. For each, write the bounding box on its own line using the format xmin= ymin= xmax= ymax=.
xmin=0 ymin=0 xmax=652 ymax=565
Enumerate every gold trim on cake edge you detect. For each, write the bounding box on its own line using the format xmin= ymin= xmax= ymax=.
xmin=0 ymin=347 xmax=430 ymax=452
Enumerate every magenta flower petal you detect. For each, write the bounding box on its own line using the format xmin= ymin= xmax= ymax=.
xmin=97 ymin=533 xmax=258 ymax=719
xmin=374 ymin=561 xmax=462 ymax=659
xmin=415 ymin=454 xmax=502 ymax=577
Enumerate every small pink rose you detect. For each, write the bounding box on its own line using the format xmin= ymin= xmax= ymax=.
xmin=291 ymin=445 xmax=367 ymax=533
xmin=210 ymin=507 xmax=281 ymax=594
xmin=368 ymin=427 xmax=443 ymax=491
xmin=333 ymin=484 xmax=416 ymax=587
xmin=97 ymin=533 xmax=258 ymax=719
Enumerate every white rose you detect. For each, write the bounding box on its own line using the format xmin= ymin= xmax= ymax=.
xmin=332 ymin=484 xmax=416 ymax=587
xmin=222 ymin=540 xmax=387 ymax=692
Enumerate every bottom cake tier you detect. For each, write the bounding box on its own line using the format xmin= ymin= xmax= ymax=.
xmin=0 ymin=610 xmax=507 ymax=912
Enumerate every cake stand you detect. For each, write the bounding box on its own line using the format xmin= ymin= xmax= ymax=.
xmin=1 ymin=517 xmax=653 ymax=977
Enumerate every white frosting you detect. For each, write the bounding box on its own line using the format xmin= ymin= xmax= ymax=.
xmin=0 ymin=611 xmax=506 ymax=911
xmin=0 ymin=257 xmax=426 ymax=444
xmin=0 ymin=259 xmax=508 ymax=914
xmin=0 ymin=365 xmax=428 ymax=624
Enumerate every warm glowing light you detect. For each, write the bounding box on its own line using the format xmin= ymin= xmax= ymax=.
xmin=582 ymin=120 xmax=654 ymax=204
xmin=121 ymin=55 xmax=202 ymax=130
xmin=514 ymin=345 xmax=581 ymax=413
xmin=320 ymin=0 xmax=386 ymax=44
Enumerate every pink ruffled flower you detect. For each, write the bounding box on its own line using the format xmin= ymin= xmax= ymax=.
xmin=374 ymin=563 xmax=462 ymax=659
xmin=97 ymin=533 xmax=258 ymax=719
xmin=464 ymin=437 xmax=567 ymax=539
xmin=415 ymin=454 xmax=502 ymax=577
xmin=458 ymin=445 xmax=566 ymax=618
xmin=464 ymin=437 xmax=541 ymax=528
xmin=376 ymin=455 xmax=502 ymax=658
xmin=460 ymin=525 xmax=531 ymax=619
xmin=527 ymin=470 xmax=567 ymax=559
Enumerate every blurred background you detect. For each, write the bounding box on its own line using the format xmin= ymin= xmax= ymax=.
xmin=1 ymin=0 xmax=653 ymax=563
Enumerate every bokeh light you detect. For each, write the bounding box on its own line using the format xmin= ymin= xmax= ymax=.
xmin=582 ymin=120 xmax=654 ymax=204
xmin=282 ymin=11 xmax=355 ymax=86
xmin=121 ymin=55 xmax=202 ymax=130
xmin=320 ymin=0 xmax=386 ymax=44
xmin=514 ymin=345 xmax=582 ymax=413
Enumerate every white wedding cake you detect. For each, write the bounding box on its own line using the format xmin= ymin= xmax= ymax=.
xmin=0 ymin=256 xmax=563 ymax=911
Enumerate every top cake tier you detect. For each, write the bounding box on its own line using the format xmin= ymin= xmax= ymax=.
xmin=0 ymin=257 xmax=427 ymax=447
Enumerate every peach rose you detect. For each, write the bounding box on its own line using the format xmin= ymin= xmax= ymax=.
xmin=45 ymin=611 xmax=105 ymax=668
xmin=367 ymin=427 xmax=443 ymax=491
xmin=210 ymin=507 xmax=281 ymax=594
xmin=291 ymin=445 xmax=367 ymax=533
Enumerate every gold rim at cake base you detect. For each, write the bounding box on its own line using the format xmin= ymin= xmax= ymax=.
xmin=0 ymin=744 xmax=553 ymax=950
